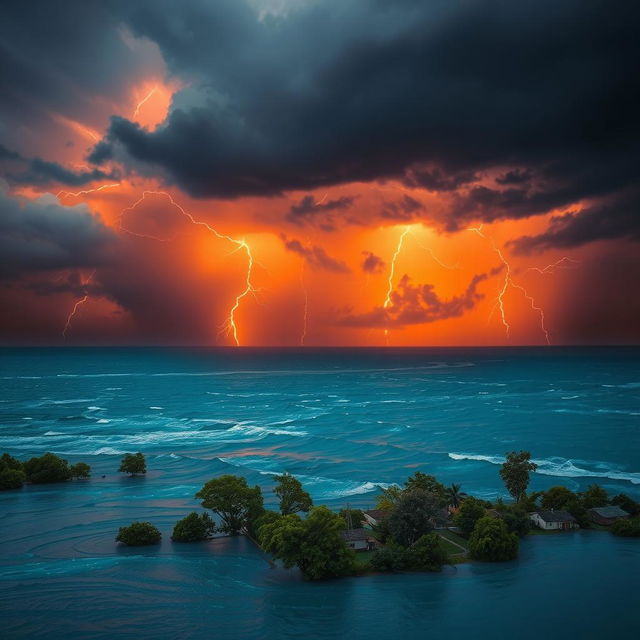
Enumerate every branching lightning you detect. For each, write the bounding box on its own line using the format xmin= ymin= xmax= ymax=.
xmin=382 ymin=226 xmax=411 ymax=342
xmin=524 ymin=256 xmax=581 ymax=275
xmin=62 ymin=270 xmax=95 ymax=338
xmin=118 ymin=191 xmax=256 ymax=346
xmin=467 ymin=225 xmax=550 ymax=344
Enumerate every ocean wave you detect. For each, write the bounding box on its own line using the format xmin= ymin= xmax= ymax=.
xmin=449 ymin=452 xmax=640 ymax=485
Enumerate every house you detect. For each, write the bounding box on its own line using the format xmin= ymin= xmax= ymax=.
xmin=341 ymin=529 xmax=379 ymax=551
xmin=588 ymin=506 xmax=629 ymax=526
xmin=363 ymin=509 xmax=387 ymax=528
xmin=529 ymin=510 xmax=577 ymax=531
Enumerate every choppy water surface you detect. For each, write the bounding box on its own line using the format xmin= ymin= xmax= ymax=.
xmin=1 ymin=347 xmax=638 ymax=638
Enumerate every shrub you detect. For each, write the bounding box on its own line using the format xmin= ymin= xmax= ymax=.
xmin=453 ymin=496 xmax=486 ymax=536
xmin=172 ymin=512 xmax=216 ymax=542
xmin=370 ymin=543 xmax=410 ymax=572
xmin=70 ymin=462 xmax=91 ymax=479
xmin=469 ymin=517 xmax=518 ymax=561
xmin=0 ymin=453 xmax=23 ymax=472
xmin=0 ymin=468 xmax=26 ymax=490
xmin=116 ymin=521 xmax=161 ymax=546
xmin=611 ymin=517 xmax=640 ymax=537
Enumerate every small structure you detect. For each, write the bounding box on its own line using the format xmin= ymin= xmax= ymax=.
xmin=530 ymin=510 xmax=577 ymax=531
xmin=363 ymin=509 xmax=387 ymax=527
xmin=341 ymin=529 xmax=378 ymax=551
xmin=588 ymin=506 xmax=629 ymax=526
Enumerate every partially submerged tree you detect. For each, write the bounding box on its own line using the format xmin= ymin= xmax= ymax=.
xmin=70 ymin=462 xmax=91 ymax=479
xmin=0 ymin=453 xmax=26 ymax=490
xmin=407 ymin=533 xmax=449 ymax=571
xmin=468 ymin=517 xmax=518 ymax=562
xmin=116 ymin=521 xmax=161 ymax=546
xmin=611 ymin=517 xmax=640 ymax=537
xmin=259 ymin=506 xmax=356 ymax=580
xmin=273 ymin=472 xmax=312 ymax=515
xmin=172 ymin=512 xmax=216 ymax=542
xmin=196 ymin=474 xmax=264 ymax=535
xmin=23 ymin=452 xmax=72 ymax=483
xmin=119 ymin=452 xmax=146 ymax=476
xmin=387 ymin=489 xmax=444 ymax=546
xmin=499 ymin=451 xmax=537 ymax=503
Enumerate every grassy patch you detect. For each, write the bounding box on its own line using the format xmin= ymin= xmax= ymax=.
xmin=437 ymin=529 xmax=469 ymax=552
xmin=354 ymin=550 xmax=376 ymax=568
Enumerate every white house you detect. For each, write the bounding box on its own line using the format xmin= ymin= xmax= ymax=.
xmin=529 ymin=510 xmax=577 ymax=531
xmin=341 ymin=529 xmax=378 ymax=551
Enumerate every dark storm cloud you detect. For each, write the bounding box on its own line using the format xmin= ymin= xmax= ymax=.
xmin=286 ymin=194 xmax=355 ymax=225
xmin=0 ymin=187 xmax=115 ymax=277
xmin=338 ymin=271 xmax=492 ymax=328
xmin=362 ymin=252 xmax=385 ymax=274
xmin=280 ymin=234 xmax=350 ymax=273
xmin=1 ymin=145 xmax=118 ymax=187
xmin=79 ymin=0 xmax=640 ymax=248
xmin=381 ymin=194 xmax=424 ymax=221
xmin=510 ymin=188 xmax=640 ymax=253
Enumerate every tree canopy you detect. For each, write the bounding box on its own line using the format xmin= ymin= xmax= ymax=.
xmin=70 ymin=462 xmax=91 ymax=479
xmin=273 ymin=472 xmax=312 ymax=515
xmin=499 ymin=451 xmax=537 ymax=503
xmin=259 ymin=506 xmax=355 ymax=580
xmin=580 ymin=484 xmax=609 ymax=509
xmin=404 ymin=472 xmax=448 ymax=506
xmin=119 ymin=452 xmax=146 ymax=476
xmin=387 ymin=488 xmax=444 ymax=546
xmin=23 ymin=452 xmax=72 ymax=483
xmin=196 ymin=474 xmax=264 ymax=535
xmin=453 ymin=496 xmax=486 ymax=536
xmin=116 ymin=521 xmax=162 ymax=546
xmin=468 ymin=517 xmax=519 ymax=562
xmin=0 ymin=453 xmax=26 ymax=490
xmin=172 ymin=512 xmax=216 ymax=542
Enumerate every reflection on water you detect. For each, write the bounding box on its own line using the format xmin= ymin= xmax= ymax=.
xmin=0 ymin=347 xmax=639 ymax=638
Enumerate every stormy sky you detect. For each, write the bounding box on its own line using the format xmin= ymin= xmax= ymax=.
xmin=1 ymin=0 xmax=638 ymax=345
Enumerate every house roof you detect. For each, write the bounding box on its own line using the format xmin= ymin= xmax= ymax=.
xmin=363 ymin=509 xmax=387 ymax=521
xmin=535 ymin=510 xmax=576 ymax=523
xmin=589 ymin=506 xmax=629 ymax=518
xmin=342 ymin=528 xmax=370 ymax=541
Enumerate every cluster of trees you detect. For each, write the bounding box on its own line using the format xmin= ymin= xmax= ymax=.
xmin=0 ymin=452 xmax=90 ymax=489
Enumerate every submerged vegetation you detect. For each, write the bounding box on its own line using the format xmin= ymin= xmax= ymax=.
xmin=3 ymin=448 xmax=639 ymax=577
xmin=0 ymin=452 xmax=90 ymax=488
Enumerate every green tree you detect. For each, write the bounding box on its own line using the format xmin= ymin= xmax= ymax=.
xmin=610 ymin=517 xmax=640 ymax=537
xmin=468 ymin=517 xmax=518 ymax=561
xmin=564 ymin=496 xmax=590 ymax=528
xmin=388 ymin=489 xmax=444 ymax=546
xmin=500 ymin=505 xmax=530 ymax=537
xmin=119 ymin=452 xmax=146 ymax=476
xmin=499 ymin=451 xmax=537 ymax=503
xmin=0 ymin=453 xmax=23 ymax=472
xmin=610 ymin=493 xmax=640 ymax=516
xmin=580 ymin=484 xmax=609 ymax=509
xmin=196 ymin=474 xmax=264 ymax=535
xmin=453 ymin=496 xmax=486 ymax=536
xmin=407 ymin=533 xmax=449 ymax=571
xmin=0 ymin=468 xmax=26 ymax=490
xmin=447 ymin=483 xmax=466 ymax=508
xmin=404 ymin=472 xmax=448 ymax=506
xmin=70 ymin=462 xmax=91 ymax=479
xmin=259 ymin=506 xmax=356 ymax=580
xmin=273 ymin=472 xmax=312 ymax=515
xmin=23 ymin=452 xmax=72 ymax=483
xmin=339 ymin=508 xmax=364 ymax=529
xmin=172 ymin=512 xmax=216 ymax=542
xmin=375 ymin=485 xmax=403 ymax=511
xmin=540 ymin=486 xmax=575 ymax=510
xmin=116 ymin=521 xmax=161 ymax=546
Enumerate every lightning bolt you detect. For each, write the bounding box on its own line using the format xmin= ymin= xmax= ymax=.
xmin=382 ymin=226 xmax=412 ymax=342
xmin=524 ymin=256 xmax=581 ymax=275
xmin=57 ymin=183 xmax=121 ymax=200
xmin=467 ymin=225 xmax=550 ymax=345
xmin=62 ymin=270 xmax=95 ymax=338
xmin=118 ymin=191 xmax=256 ymax=346
xmin=133 ymin=87 xmax=157 ymax=120
xmin=299 ymin=263 xmax=308 ymax=346
xmin=409 ymin=231 xmax=460 ymax=270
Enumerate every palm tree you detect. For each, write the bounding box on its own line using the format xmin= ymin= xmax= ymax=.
xmin=447 ymin=483 xmax=466 ymax=508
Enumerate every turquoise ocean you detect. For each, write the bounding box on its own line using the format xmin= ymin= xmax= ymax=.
xmin=0 ymin=347 xmax=638 ymax=638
